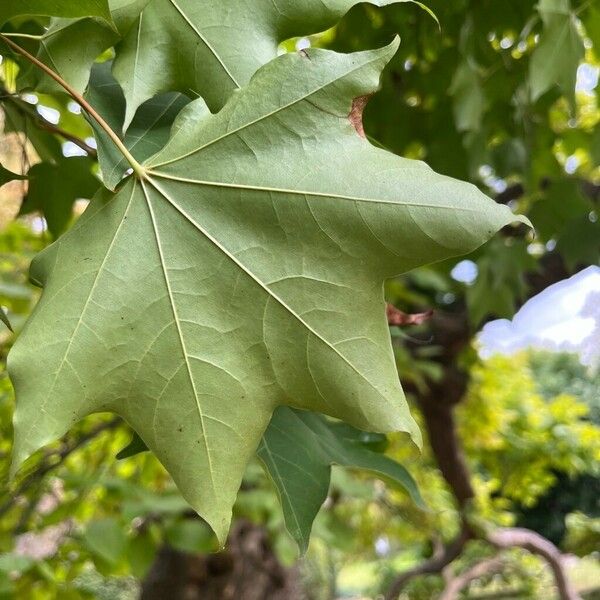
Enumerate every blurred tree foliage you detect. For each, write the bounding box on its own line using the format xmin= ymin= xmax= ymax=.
xmin=0 ymin=0 xmax=599 ymax=598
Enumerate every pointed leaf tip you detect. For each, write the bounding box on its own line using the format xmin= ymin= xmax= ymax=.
xmin=0 ymin=308 xmax=13 ymax=332
xmin=259 ymin=408 xmax=425 ymax=551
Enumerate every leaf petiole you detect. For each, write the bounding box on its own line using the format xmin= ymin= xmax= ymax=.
xmin=0 ymin=34 xmax=146 ymax=179
xmin=0 ymin=32 xmax=43 ymax=40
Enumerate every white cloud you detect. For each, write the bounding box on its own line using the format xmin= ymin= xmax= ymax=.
xmin=576 ymin=63 xmax=599 ymax=95
xmin=478 ymin=266 xmax=600 ymax=368
xmin=451 ymin=259 xmax=478 ymax=284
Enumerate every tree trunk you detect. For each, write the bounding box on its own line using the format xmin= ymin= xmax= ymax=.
xmin=141 ymin=520 xmax=303 ymax=600
xmin=386 ymin=293 xmax=581 ymax=600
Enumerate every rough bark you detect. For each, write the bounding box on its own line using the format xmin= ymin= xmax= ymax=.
xmin=418 ymin=384 xmax=474 ymax=508
xmin=141 ymin=520 xmax=303 ymax=600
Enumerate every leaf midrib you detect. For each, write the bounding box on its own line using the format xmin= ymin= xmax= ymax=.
xmin=147 ymin=171 xmax=480 ymax=212
xmin=141 ymin=179 xmax=217 ymax=497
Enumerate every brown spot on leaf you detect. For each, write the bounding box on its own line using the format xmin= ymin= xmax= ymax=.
xmin=386 ymin=303 xmax=434 ymax=326
xmin=349 ymin=95 xmax=372 ymax=138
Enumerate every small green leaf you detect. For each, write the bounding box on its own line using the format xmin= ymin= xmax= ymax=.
xmin=529 ymin=0 xmax=584 ymax=109
xmin=529 ymin=179 xmax=592 ymax=241
xmin=83 ymin=518 xmax=127 ymax=565
xmin=259 ymin=407 xmax=425 ymax=552
xmin=116 ymin=431 xmax=148 ymax=460
xmin=556 ymin=216 xmax=600 ymax=269
xmin=20 ymin=157 xmax=100 ymax=238
xmin=449 ymin=60 xmax=485 ymax=132
xmin=85 ymin=62 xmax=190 ymax=190
xmin=467 ymin=239 xmax=537 ymax=325
xmin=0 ymin=307 xmax=13 ymax=332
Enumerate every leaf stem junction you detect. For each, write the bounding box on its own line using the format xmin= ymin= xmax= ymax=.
xmin=0 ymin=34 xmax=146 ymax=179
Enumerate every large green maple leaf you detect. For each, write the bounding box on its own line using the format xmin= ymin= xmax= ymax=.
xmin=110 ymin=0 xmax=412 ymax=126
xmin=9 ymin=42 xmax=526 ymax=543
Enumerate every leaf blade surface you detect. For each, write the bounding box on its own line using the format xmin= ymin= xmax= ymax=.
xmin=10 ymin=44 xmax=527 ymax=543
xmin=258 ymin=407 xmax=424 ymax=552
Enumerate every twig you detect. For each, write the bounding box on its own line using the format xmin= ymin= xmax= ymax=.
xmin=0 ymin=418 xmax=120 ymax=519
xmin=35 ymin=116 xmax=97 ymax=158
xmin=1 ymin=89 xmax=97 ymax=157
xmin=384 ymin=526 xmax=472 ymax=600
xmin=439 ymin=555 xmax=505 ymax=600
xmin=0 ymin=34 xmax=143 ymax=176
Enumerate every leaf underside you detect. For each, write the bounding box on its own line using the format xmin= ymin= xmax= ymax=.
xmin=0 ymin=0 xmax=112 ymax=27
xmin=110 ymin=0 xmax=412 ymax=126
xmin=9 ymin=43 xmax=527 ymax=543
xmin=117 ymin=407 xmax=424 ymax=552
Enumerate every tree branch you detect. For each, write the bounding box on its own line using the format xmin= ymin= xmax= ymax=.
xmin=1 ymin=89 xmax=97 ymax=157
xmin=487 ymin=528 xmax=581 ymax=600
xmin=439 ymin=555 xmax=505 ymax=600
xmin=384 ymin=526 xmax=471 ymax=600
xmin=386 ymin=302 xmax=580 ymax=600
xmin=33 ymin=114 xmax=97 ymax=158
xmin=418 ymin=386 xmax=474 ymax=506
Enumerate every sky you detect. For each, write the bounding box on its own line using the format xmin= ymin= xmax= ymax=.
xmin=477 ymin=265 xmax=600 ymax=368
